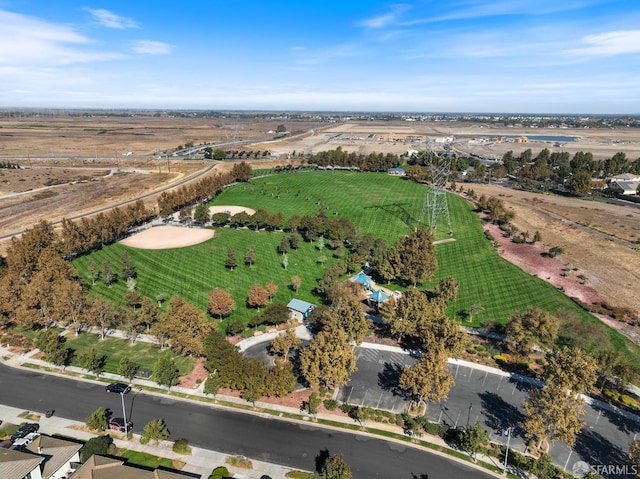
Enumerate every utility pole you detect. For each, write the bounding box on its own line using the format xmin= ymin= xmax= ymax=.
xmin=503 ymin=427 xmax=512 ymax=475
xmin=120 ymin=391 xmax=128 ymax=436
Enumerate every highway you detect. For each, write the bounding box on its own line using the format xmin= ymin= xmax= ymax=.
xmin=0 ymin=363 xmax=495 ymax=479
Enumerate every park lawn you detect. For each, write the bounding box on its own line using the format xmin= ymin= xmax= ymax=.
xmin=215 ymin=170 xmax=432 ymax=242
xmin=72 ymin=171 xmax=640 ymax=360
xmin=73 ymin=227 xmax=338 ymax=330
xmin=64 ymin=333 xmax=194 ymax=376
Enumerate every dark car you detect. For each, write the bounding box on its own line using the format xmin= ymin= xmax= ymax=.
xmin=108 ymin=417 xmax=133 ymax=432
xmin=105 ymin=382 xmax=132 ymax=394
xmin=10 ymin=423 xmax=40 ymax=442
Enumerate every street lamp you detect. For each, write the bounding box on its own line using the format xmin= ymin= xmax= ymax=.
xmin=503 ymin=426 xmax=513 ymax=475
xmin=120 ymin=391 xmax=128 ymax=436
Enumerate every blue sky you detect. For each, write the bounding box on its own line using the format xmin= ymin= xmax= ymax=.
xmin=1 ymin=1 xmax=639 ymax=113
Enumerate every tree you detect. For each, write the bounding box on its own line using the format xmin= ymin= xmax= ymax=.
xmin=523 ymin=383 xmax=585 ymax=450
xmin=533 ymin=230 xmax=542 ymax=243
xmin=193 ymin=203 xmax=210 ymax=223
xmin=319 ymin=452 xmax=352 ymax=479
xmin=140 ymin=419 xmax=170 ymax=445
xmin=239 ymin=357 xmax=268 ymax=405
xmin=86 ymin=407 xmax=108 ymax=432
xmin=282 ymin=253 xmax=289 ymax=270
xmin=208 ymin=289 xmax=236 ymax=320
xmin=541 ymin=346 xmax=597 ymax=393
xmin=299 ymin=322 xmax=357 ymax=388
xmin=330 ymin=298 xmax=370 ymax=344
xmin=120 ymin=250 xmax=136 ymax=280
xmin=505 ymin=308 xmax=559 ymax=354
xmin=459 ymin=422 xmax=489 ymax=461
xmin=278 ymin=236 xmax=289 ymax=254
xmin=395 ymin=226 xmax=437 ymax=286
xmin=305 ymin=392 xmax=321 ymax=416
xmin=87 ymin=259 xmax=100 ymax=285
xmin=80 ymin=435 xmax=112 ymax=462
xmin=270 ymin=327 xmax=301 ymax=359
xmin=289 ymin=233 xmax=300 ymax=250
xmin=247 ymin=284 xmax=269 ymax=311
xmin=435 ymin=276 xmax=459 ymax=303
xmin=291 ymin=275 xmax=301 ymax=294
xmin=78 ymin=348 xmax=106 ymax=375
xmin=244 ymin=245 xmax=256 ymax=267
xmin=225 ymin=247 xmax=237 ymax=270
xmin=34 ymin=329 xmax=71 ymax=367
xmin=266 ymin=361 xmax=297 ymax=397
xmin=153 ymin=353 xmax=180 ymax=389
xmin=566 ymin=171 xmax=593 ymax=194
xmin=266 ymin=281 xmax=278 ymax=302
xmin=155 ymin=296 xmax=211 ymax=355
xmin=399 ymin=346 xmax=454 ymax=404
xmin=101 ymin=260 xmax=116 ymax=286
xmin=119 ymin=356 xmax=138 ymax=382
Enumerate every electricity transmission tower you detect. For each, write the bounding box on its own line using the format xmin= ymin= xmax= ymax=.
xmin=417 ymin=142 xmax=453 ymax=234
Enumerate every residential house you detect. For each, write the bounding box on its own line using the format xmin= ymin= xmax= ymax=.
xmin=70 ymin=455 xmax=189 ymax=479
xmin=1 ymin=434 xmax=81 ymax=479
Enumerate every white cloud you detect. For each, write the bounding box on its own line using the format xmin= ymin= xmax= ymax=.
xmin=132 ymin=40 xmax=174 ymax=55
xmin=84 ymin=8 xmax=138 ymax=29
xmin=359 ymin=4 xmax=411 ymax=29
xmin=566 ymin=30 xmax=640 ymax=56
xmin=0 ymin=9 xmax=122 ymax=66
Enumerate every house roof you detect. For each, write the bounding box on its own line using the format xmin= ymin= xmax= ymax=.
xmin=0 ymin=448 xmax=44 ymax=479
xmin=610 ymin=180 xmax=640 ymax=194
xmin=26 ymin=434 xmax=82 ymax=478
xmin=286 ymin=299 xmax=316 ymax=313
xmin=610 ymin=173 xmax=640 ymax=181
xmin=72 ymin=455 xmax=186 ymax=479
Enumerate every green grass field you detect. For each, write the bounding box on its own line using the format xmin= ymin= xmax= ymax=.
xmin=64 ymin=334 xmax=194 ymax=376
xmin=72 ymin=171 xmax=639 ymax=359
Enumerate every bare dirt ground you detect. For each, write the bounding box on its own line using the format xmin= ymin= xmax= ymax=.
xmin=467 ymin=184 xmax=640 ymax=316
xmin=120 ymin=225 xmax=215 ymax=249
xmin=208 ymin=205 xmax=256 ymax=216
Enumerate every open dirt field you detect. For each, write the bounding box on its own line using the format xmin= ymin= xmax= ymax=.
xmin=263 ymin=120 xmax=640 ymax=160
xmin=468 ymin=184 xmax=640 ymax=315
xmin=120 ymin=225 xmax=214 ymax=249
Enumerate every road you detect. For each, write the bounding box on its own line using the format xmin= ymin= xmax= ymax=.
xmin=0 ymin=363 xmax=495 ymax=479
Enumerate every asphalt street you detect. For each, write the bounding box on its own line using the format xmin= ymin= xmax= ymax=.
xmin=0 ymin=363 xmax=494 ymax=479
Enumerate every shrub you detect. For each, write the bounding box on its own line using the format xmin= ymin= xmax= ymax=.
xmin=484 ymin=230 xmax=495 ymax=241
xmin=323 ymin=399 xmax=338 ymax=411
xmin=511 ymin=235 xmax=526 ymax=244
xmin=173 ymin=438 xmax=191 ymax=454
xmin=80 ymin=435 xmax=113 ymax=462
xmin=225 ymin=455 xmax=253 ymax=469
xmin=209 ymin=466 xmax=231 ymax=479
xmin=226 ymin=319 xmax=244 ymax=336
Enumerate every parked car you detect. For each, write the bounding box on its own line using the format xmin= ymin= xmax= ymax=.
xmin=105 ymin=383 xmax=132 ymax=394
xmin=108 ymin=418 xmax=133 ymax=432
xmin=10 ymin=423 xmax=40 ymax=442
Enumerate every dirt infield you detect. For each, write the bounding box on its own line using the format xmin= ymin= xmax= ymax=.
xmin=208 ymin=205 xmax=256 ymax=216
xmin=120 ymin=226 xmax=214 ymax=250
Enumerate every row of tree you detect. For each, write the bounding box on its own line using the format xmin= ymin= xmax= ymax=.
xmin=307 ymin=148 xmax=402 ymax=171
